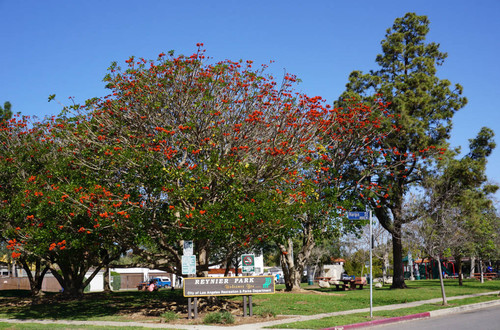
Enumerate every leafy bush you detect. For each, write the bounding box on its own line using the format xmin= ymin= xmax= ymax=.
xmin=111 ymin=272 xmax=121 ymax=291
xmin=203 ymin=311 xmax=235 ymax=324
xmin=161 ymin=311 xmax=179 ymax=322
xmin=258 ymin=307 xmax=276 ymax=318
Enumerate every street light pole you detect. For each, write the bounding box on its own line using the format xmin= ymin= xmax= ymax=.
xmin=369 ymin=210 xmax=373 ymax=318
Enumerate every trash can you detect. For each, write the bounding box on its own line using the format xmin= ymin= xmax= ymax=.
xmin=366 ymin=275 xmax=371 ymax=284
xmin=308 ymin=275 xmax=314 ymax=285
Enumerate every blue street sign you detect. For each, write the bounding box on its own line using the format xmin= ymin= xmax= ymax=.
xmin=347 ymin=211 xmax=369 ymax=220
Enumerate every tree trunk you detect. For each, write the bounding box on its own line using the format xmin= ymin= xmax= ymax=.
xmin=51 ymin=267 xmax=85 ymax=297
xmin=294 ymin=221 xmax=315 ymax=287
xmin=435 ymin=255 xmax=448 ymax=305
xmin=470 ymin=256 xmax=476 ymax=278
xmin=224 ymin=253 xmax=233 ymax=277
xmin=382 ymin=250 xmax=390 ymax=284
xmin=196 ymin=240 xmax=209 ymax=277
xmin=391 ymin=223 xmax=407 ymax=289
xmin=18 ymin=257 xmax=49 ymax=297
xmin=479 ymin=259 xmax=484 ymax=283
xmin=233 ymin=255 xmax=240 ymax=276
xmin=278 ymin=219 xmax=316 ymax=292
xmin=11 ymin=259 xmax=18 ymax=277
xmin=455 ymin=255 xmax=463 ymax=286
xmin=103 ymin=264 xmax=111 ymax=293
xmin=278 ymin=238 xmax=302 ymax=291
xmin=374 ymin=196 xmax=407 ymax=289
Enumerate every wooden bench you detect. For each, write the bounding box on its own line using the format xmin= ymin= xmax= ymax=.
xmin=473 ymin=273 xmax=497 ymax=280
xmin=352 ymin=277 xmax=367 ymax=290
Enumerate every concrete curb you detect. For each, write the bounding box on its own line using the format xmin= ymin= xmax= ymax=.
xmin=429 ymin=298 xmax=500 ymax=317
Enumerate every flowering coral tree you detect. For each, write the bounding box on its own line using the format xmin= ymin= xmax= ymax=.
xmin=54 ymin=46 xmax=331 ymax=276
xmin=0 ymin=114 xmax=132 ymax=296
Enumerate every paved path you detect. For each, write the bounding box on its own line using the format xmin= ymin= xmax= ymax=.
xmin=0 ymin=291 xmax=499 ymax=329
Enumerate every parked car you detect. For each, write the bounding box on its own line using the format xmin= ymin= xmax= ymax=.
xmin=137 ymin=277 xmax=171 ymax=291
xmin=150 ymin=277 xmax=171 ymax=288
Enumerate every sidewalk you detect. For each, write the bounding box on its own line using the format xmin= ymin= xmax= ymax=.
xmin=0 ymin=291 xmax=499 ymax=329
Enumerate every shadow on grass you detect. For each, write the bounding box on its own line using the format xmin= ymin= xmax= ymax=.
xmin=0 ymin=289 xmax=185 ymax=321
xmin=0 ymin=290 xmax=32 ymax=298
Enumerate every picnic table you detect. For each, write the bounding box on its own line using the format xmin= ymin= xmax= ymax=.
xmin=334 ymin=279 xmax=354 ymax=291
xmin=334 ymin=277 xmax=367 ymax=291
xmin=473 ymin=272 xmax=497 ymax=280
xmin=315 ymin=276 xmax=367 ymax=290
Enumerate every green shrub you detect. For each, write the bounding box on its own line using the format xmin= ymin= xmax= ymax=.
xmin=161 ymin=311 xmax=179 ymax=322
xmin=111 ymin=272 xmax=121 ymax=291
xmin=203 ymin=311 xmax=235 ymax=324
xmin=258 ymin=307 xmax=276 ymax=318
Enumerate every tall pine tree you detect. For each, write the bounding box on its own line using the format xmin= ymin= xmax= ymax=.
xmin=338 ymin=13 xmax=467 ymax=288
xmin=0 ymin=101 xmax=12 ymax=122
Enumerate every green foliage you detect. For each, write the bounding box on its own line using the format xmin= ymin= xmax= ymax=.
xmin=419 ymin=127 xmax=498 ymax=261
xmin=110 ymin=272 xmax=121 ymax=291
xmin=203 ymin=311 xmax=235 ymax=324
xmin=0 ymin=101 xmax=12 ymax=122
xmin=0 ymin=114 xmax=127 ymax=296
xmin=160 ymin=310 xmax=179 ymax=322
xmin=257 ymin=307 xmax=276 ymax=318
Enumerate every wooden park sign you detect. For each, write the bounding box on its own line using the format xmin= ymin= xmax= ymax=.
xmin=183 ymin=275 xmax=275 ymax=319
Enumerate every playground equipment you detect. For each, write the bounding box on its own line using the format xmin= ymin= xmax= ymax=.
xmin=413 ymin=258 xmax=458 ymax=279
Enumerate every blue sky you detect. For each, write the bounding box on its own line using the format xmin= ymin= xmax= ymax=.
xmin=1 ymin=0 xmax=499 ymax=202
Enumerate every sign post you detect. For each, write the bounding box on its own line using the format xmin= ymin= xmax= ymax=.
xmin=348 ymin=210 xmax=373 ymax=318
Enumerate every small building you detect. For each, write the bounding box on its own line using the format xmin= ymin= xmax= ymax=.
xmin=111 ymin=268 xmax=175 ymax=289
xmin=320 ymin=258 xmax=345 ymax=280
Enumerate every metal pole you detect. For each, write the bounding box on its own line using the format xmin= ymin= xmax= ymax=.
xmin=369 ymin=210 xmax=373 ymax=318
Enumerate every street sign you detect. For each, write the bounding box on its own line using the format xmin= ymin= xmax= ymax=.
xmin=241 ymin=254 xmax=255 ymax=273
xmin=182 ymin=255 xmax=196 ymax=275
xmin=183 ymin=240 xmax=193 ymax=256
xmin=347 ymin=211 xmax=369 ymax=220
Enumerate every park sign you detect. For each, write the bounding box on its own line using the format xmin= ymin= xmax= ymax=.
xmin=183 ymin=275 xmax=275 ymax=297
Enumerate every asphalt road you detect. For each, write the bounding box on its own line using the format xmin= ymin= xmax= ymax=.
xmin=371 ymin=305 xmax=500 ymax=330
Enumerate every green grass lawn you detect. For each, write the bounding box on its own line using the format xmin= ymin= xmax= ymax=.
xmin=268 ymin=294 xmax=500 ymax=329
xmin=0 ymin=279 xmax=498 ymax=328
xmin=246 ymin=279 xmax=500 ymax=316
xmin=0 ymin=289 xmax=186 ymax=322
